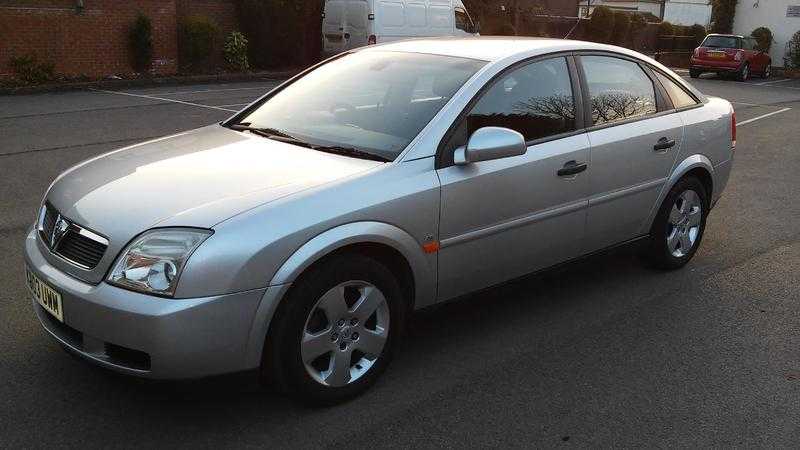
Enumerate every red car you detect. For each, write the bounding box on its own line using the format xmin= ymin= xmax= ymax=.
xmin=690 ymin=34 xmax=772 ymax=81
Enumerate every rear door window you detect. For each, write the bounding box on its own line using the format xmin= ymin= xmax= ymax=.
xmin=581 ymin=56 xmax=657 ymax=126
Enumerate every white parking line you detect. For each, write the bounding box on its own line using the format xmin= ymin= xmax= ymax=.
xmin=731 ymin=101 xmax=760 ymax=107
xmin=156 ymin=86 xmax=274 ymax=96
xmin=215 ymin=103 xmax=251 ymax=108
xmin=753 ymin=78 xmax=793 ymax=86
xmin=89 ymin=88 xmax=237 ymax=112
xmin=738 ymin=107 xmax=792 ymax=126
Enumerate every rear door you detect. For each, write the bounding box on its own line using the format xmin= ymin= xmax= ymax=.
xmin=345 ymin=0 xmax=370 ymax=49
xmin=579 ymin=54 xmax=684 ymax=251
xmin=322 ymin=1 xmax=347 ymax=54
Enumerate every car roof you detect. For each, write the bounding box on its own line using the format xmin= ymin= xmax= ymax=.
xmin=356 ymin=36 xmax=707 ymax=105
xmin=360 ymin=36 xmax=645 ymax=62
xmin=706 ymin=33 xmax=745 ymax=39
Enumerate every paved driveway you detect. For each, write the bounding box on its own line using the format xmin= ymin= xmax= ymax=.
xmin=1 ymin=74 xmax=799 ymax=448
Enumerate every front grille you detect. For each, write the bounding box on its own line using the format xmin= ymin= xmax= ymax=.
xmin=39 ymin=203 xmax=108 ymax=269
xmin=57 ymin=233 xmax=107 ymax=269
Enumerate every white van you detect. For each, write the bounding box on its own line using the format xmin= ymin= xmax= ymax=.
xmin=322 ymin=0 xmax=479 ymax=55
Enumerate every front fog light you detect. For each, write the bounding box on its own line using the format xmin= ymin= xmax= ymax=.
xmin=108 ymin=228 xmax=212 ymax=297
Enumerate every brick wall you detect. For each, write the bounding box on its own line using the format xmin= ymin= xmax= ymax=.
xmin=0 ymin=0 xmax=239 ymax=79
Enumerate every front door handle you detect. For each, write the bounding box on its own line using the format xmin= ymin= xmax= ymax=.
xmin=654 ymin=137 xmax=676 ymax=151
xmin=558 ymin=161 xmax=588 ymax=177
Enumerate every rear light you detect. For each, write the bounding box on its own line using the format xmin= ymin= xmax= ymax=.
xmin=731 ymin=110 xmax=737 ymax=150
xmin=368 ymin=35 xmax=377 ymax=45
xmin=693 ymin=48 xmax=700 ymax=58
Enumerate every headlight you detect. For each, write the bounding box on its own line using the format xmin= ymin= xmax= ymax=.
xmin=107 ymin=228 xmax=212 ymax=297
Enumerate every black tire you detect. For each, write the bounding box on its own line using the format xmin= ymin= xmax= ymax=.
xmin=260 ymin=253 xmax=406 ymax=405
xmin=689 ymin=68 xmax=701 ymax=79
xmin=737 ymin=63 xmax=750 ymax=82
xmin=643 ymin=177 xmax=709 ymax=270
xmin=762 ymin=62 xmax=772 ymax=78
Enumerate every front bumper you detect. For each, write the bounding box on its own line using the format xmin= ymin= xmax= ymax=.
xmin=24 ymin=227 xmax=268 ymax=379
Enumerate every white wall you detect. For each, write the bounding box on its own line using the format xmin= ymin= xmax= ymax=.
xmin=664 ymin=1 xmax=712 ymax=26
xmin=733 ymin=0 xmax=800 ymax=67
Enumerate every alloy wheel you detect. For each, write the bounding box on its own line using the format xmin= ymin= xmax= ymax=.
xmin=301 ymin=281 xmax=390 ymax=387
xmin=666 ymin=190 xmax=703 ymax=258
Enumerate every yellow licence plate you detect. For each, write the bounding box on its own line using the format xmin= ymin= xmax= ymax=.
xmin=708 ymin=52 xmax=726 ymax=59
xmin=26 ymin=266 xmax=64 ymax=322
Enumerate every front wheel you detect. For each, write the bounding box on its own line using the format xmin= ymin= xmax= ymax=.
xmin=643 ymin=177 xmax=709 ymax=270
xmin=689 ymin=68 xmax=701 ymax=78
xmin=260 ymin=254 xmax=406 ymax=405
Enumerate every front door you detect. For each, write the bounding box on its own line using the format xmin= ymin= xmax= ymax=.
xmin=579 ymin=55 xmax=684 ymax=251
xmin=436 ymin=56 xmax=590 ymax=301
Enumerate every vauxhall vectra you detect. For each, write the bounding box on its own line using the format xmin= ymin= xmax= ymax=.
xmin=25 ymin=38 xmax=734 ymax=404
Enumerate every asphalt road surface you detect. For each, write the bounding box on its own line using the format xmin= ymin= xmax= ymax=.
xmin=1 ymin=72 xmax=799 ymax=448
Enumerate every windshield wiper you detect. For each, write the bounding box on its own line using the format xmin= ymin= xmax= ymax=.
xmin=228 ymin=123 xmax=390 ymax=162
xmin=312 ymin=145 xmax=391 ymax=162
xmin=229 ymin=124 xmax=299 ymax=141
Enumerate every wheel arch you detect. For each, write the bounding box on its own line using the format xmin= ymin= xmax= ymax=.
xmin=243 ymin=222 xmax=435 ymax=369
xmin=643 ymin=154 xmax=715 ymax=233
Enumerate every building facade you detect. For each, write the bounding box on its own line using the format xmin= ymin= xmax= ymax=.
xmin=733 ymin=0 xmax=800 ymax=67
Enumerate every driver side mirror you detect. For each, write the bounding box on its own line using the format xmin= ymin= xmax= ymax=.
xmin=454 ymin=127 xmax=527 ymax=165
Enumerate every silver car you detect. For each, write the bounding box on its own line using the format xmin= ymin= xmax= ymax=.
xmin=24 ymin=38 xmax=734 ymax=404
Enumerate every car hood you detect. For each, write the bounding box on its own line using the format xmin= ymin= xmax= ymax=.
xmin=47 ymin=125 xmax=384 ymax=239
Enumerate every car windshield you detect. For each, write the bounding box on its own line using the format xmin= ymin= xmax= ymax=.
xmin=234 ymin=51 xmax=487 ymax=161
xmin=702 ymin=36 xmax=739 ymax=49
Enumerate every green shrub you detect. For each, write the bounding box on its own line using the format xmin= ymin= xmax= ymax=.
xmin=179 ymin=15 xmax=219 ymax=72
xmin=129 ymin=13 xmax=153 ymax=73
xmin=710 ymin=0 xmax=738 ymax=34
xmin=751 ymin=26 xmax=773 ymax=52
xmin=658 ymin=21 xmax=675 ymax=37
xmin=630 ymin=13 xmax=647 ymax=36
xmin=611 ymin=11 xmax=631 ymax=46
xmin=587 ymin=6 xmax=615 ymax=43
xmin=237 ymin=0 xmax=323 ymax=69
xmin=689 ymin=24 xmax=707 ymax=46
xmin=9 ymin=55 xmax=55 ymax=84
xmin=790 ymin=30 xmax=800 ymax=68
xmin=223 ymin=31 xmax=250 ymax=71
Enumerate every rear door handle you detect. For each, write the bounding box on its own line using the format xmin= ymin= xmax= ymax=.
xmin=558 ymin=161 xmax=588 ymax=177
xmin=654 ymin=137 xmax=676 ymax=151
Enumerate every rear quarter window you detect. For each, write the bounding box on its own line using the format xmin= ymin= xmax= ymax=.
xmin=654 ymin=71 xmax=698 ymax=109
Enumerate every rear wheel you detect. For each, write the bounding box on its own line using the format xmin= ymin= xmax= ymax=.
xmin=261 ymin=254 xmax=406 ymax=405
xmin=643 ymin=177 xmax=708 ymax=270
xmin=689 ymin=68 xmax=701 ymax=78
xmin=737 ymin=63 xmax=750 ymax=82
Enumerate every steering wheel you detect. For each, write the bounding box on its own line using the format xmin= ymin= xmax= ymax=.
xmin=329 ymin=102 xmax=357 ymax=116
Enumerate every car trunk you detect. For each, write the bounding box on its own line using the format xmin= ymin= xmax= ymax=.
xmin=696 ymin=47 xmax=738 ymax=63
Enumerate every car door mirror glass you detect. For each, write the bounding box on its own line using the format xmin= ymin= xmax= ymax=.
xmin=454 ymin=127 xmax=527 ymax=165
